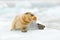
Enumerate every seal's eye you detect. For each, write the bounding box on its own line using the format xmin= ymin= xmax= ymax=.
xmin=31 ymin=14 xmax=34 ymax=16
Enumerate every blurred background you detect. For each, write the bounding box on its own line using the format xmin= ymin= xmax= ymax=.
xmin=0 ymin=0 xmax=60 ymax=14
xmin=0 ymin=0 xmax=60 ymax=30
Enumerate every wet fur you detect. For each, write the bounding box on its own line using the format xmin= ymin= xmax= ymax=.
xmin=11 ymin=12 xmax=37 ymax=32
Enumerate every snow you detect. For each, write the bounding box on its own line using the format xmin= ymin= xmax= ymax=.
xmin=0 ymin=2 xmax=60 ymax=40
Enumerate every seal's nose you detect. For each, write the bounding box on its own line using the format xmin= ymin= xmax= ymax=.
xmin=32 ymin=16 xmax=37 ymax=21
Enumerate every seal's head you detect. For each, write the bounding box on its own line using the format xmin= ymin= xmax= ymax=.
xmin=24 ymin=12 xmax=37 ymax=22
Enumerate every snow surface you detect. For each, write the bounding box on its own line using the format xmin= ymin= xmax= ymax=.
xmin=0 ymin=2 xmax=60 ymax=40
